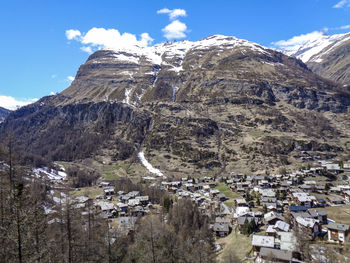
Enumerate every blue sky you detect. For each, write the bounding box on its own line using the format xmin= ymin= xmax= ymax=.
xmin=0 ymin=0 xmax=350 ymax=109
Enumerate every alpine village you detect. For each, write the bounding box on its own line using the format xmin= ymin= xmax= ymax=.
xmin=2 ymin=9 xmax=350 ymax=263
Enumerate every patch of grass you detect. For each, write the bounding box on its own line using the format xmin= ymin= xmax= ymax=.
xmin=249 ymin=130 xmax=265 ymax=138
xmin=322 ymin=205 xmax=350 ymax=224
xmin=224 ymin=200 xmax=235 ymax=209
xmin=215 ymin=184 xmax=240 ymax=199
xmin=217 ymin=230 xmax=253 ymax=262
xmin=103 ymin=162 xmax=127 ymax=179
xmin=71 ymin=186 xmax=103 ymax=198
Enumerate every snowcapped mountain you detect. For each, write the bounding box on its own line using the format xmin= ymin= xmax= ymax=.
xmin=280 ymin=32 xmax=350 ymax=63
xmin=277 ymin=32 xmax=350 ymax=85
xmin=2 ymin=34 xmax=350 ymax=177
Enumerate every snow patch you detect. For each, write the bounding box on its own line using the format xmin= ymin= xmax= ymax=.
xmin=138 ymin=151 xmax=164 ymax=177
xmin=122 ymin=87 xmax=132 ymax=105
xmin=33 ymin=167 xmax=67 ymax=181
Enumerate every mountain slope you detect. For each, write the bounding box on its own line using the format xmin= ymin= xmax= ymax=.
xmin=61 ymin=35 xmax=348 ymax=112
xmin=0 ymin=107 xmax=11 ymax=123
xmin=1 ymin=35 xmax=350 ymax=176
xmin=280 ymin=32 xmax=350 ymax=85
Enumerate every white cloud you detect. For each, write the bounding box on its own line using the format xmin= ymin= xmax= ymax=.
xmin=80 ymin=46 xmax=92 ymax=53
xmin=339 ymin=24 xmax=350 ymax=30
xmin=271 ymin=30 xmax=326 ymax=53
xmin=66 ymin=27 xmax=153 ymax=53
xmin=50 ymin=91 xmax=55 ymax=95
xmin=162 ymin=20 xmax=187 ymax=40
xmin=333 ymin=0 xmax=350 ymax=8
xmin=67 ymin=76 xmax=75 ymax=82
xmin=65 ymin=29 xmax=82 ymax=40
xmin=0 ymin=96 xmax=38 ymax=110
xmin=157 ymin=8 xmax=187 ymax=20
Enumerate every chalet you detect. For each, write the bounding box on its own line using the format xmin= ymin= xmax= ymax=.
xmin=213 ymin=222 xmax=230 ymax=237
xmin=234 ymin=206 xmax=250 ymax=218
xmin=344 ymin=162 xmax=350 ymax=172
xmin=95 ymin=201 xmax=116 ymax=217
xmin=252 ymin=235 xmax=275 ymax=253
xmin=295 ymin=217 xmax=320 ymax=238
xmin=264 ymin=211 xmax=284 ymax=225
xmin=324 ymin=163 xmax=343 ymax=174
xmin=257 ymin=248 xmax=293 ymax=263
xmin=277 ymin=232 xmax=297 ymax=252
xmin=273 ymin=220 xmax=290 ymax=232
xmin=343 ymin=191 xmax=350 ymax=202
xmin=104 ymin=188 xmax=114 ymax=196
xmin=210 ymin=189 xmax=220 ymax=197
xmin=261 ymin=197 xmax=277 ymax=203
xmin=327 ymin=196 xmax=345 ymax=206
xmin=292 ymin=193 xmax=316 ymax=208
xmin=135 ymin=195 xmax=149 ymax=205
xmin=216 ymin=193 xmax=227 ymax=202
xmin=117 ymin=202 xmax=128 ymax=213
xmin=327 ymin=222 xmax=350 ymax=243
xmin=259 ymin=189 xmax=276 ymax=198
xmin=128 ymin=198 xmax=141 ymax=207
xmin=215 ymin=216 xmax=231 ymax=225
xmin=308 ymin=210 xmax=327 ymax=224
xmin=130 ymin=206 xmax=146 ymax=217
xmin=235 ymin=198 xmax=248 ymax=207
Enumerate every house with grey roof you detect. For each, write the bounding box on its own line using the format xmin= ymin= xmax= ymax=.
xmin=257 ymin=247 xmax=293 ymax=263
xmin=327 ymin=222 xmax=350 ymax=243
xmin=252 ymin=235 xmax=275 ymax=253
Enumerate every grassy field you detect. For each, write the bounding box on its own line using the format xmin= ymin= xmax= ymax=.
xmin=215 ymin=184 xmax=241 ymax=199
xmin=71 ymin=186 xmax=104 ymax=198
xmin=217 ymin=230 xmax=253 ymax=262
xmin=321 ymin=205 xmax=350 ymax=224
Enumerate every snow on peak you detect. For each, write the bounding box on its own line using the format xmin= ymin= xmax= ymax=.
xmin=275 ymin=32 xmax=350 ymax=63
xmin=98 ymin=34 xmax=269 ymax=67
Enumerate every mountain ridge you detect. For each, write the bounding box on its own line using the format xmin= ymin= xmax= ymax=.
xmin=1 ymin=34 xmax=350 ymax=176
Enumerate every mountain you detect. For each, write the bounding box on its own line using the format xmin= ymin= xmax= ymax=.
xmin=0 ymin=106 xmax=11 ymax=123
xmin=280 ymin=32 xmax=350 ymax=85
xmin=1 ymin=35 xmax=350 ymax=176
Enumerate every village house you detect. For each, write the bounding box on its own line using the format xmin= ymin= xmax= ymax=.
xmin=327 ymin=195 xmax=345 ymax=206
xmin=95 ymin=201 xmax=116 ymax=218
xmin=252 ymin=235 xmax=275 ymax=253
xmin=277 ymin=232 xmax=298 ymax=253
xmin=256 ymin=247 xmax=293 ymax=263
xmin=235 ymin=198 xmax=248 ymax=207
xmin=264 ymin=211 xmax=284 ymax=225
xmin=343 ymin=190 xmax=350 ymax=202
xmin=213 ymin=221 xmax=230 ymax=237
xmin=295 ymin=216 xmax=321 ymax=238
xmin=327 ymin=222 xmax=350 ymax=243
xmin=308 ymin=210 xmax=328 ymax=224
xmin=292 ymin=192 xmax=316 ymax=208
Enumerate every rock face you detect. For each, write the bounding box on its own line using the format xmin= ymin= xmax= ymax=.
xmin=0 ymin=107 xmax=11 ymax=123
xmin=1 ymin=35 xmax=350 ymax=175
xmin=280 ymin=32 xmax=350 ymax=86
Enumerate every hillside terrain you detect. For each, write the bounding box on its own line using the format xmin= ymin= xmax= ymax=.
xmin=1 ymin=35 xmax=350 ymax=178
xmin=0 ymin=106 xmax=11 ymax=123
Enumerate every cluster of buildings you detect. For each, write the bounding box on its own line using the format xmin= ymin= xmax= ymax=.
xmin=156 ymin=161 xmax=350 ymax=263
